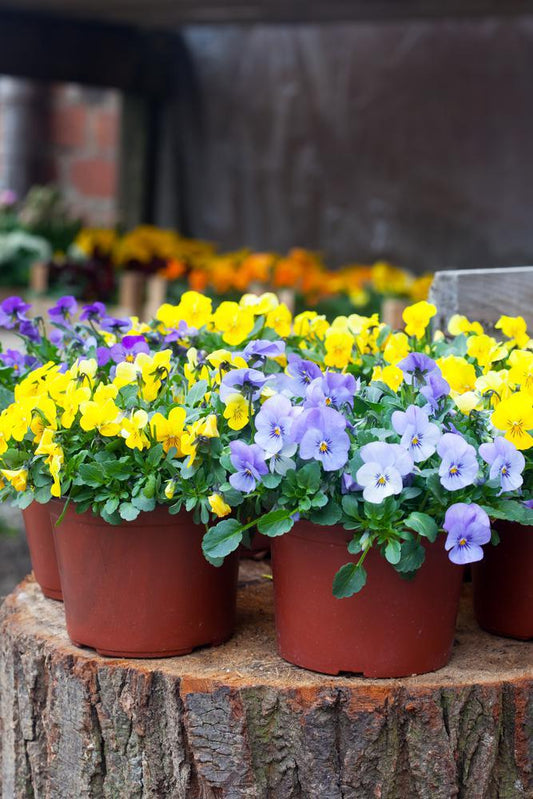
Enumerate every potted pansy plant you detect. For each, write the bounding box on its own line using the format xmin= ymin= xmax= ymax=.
xmin=201 ymin=343 xmax=532 ymax=677
xmin=422 ymin=312 xmax=533 ymax=640
xmin=0 ymin=290 xmax=311 ymax=655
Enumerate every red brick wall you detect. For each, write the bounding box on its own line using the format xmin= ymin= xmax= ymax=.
xmin=46 ymin=84 xmax=120 ymax=226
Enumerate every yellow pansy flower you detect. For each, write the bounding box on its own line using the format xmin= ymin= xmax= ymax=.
xmin=447 ymin=314 xmax=483 ymax=337
xmin=121 ymin=409 xmax=150 ymax=450
xmin=150 ymin=407 xmax=186 ymax=453
xmin=371 ymin=365 xmax=403 ymax=392
xmin=56 ymin=383 xmax=92 ymax=429
xmin=79 ymin=399 xmax=121 ymax=436
xmin=208 ymin=493 xmax=231 ymax=518
xmin=508 ymin=350 xmax=533 ymax=395
xmin=466 ymin=334 xmax=507 ymax=372
xmin=324 ymin=330 xmax=354 ymax=368
xmin=223 ymin=394 xmax=250 ymax=430
xmin=240 ymin=292 xmax=279 ymax=315
xmin=180 ymin=414 xmax=219 ymax=465
xmin=437 ymin=356 xmax=477 ymax=394
xmin=495 ymin=315 xmax=530 ymax=348
xmin=113 ymin=360 xmax=141 ymax=389
xmin=2 ymin=468 xmax=28 ymax=492
xmin=402 ymin=301 xmax=436 ymax=340
xmin=491 ymin=391 xmax=533 ymax=450
xmin=452 ymin=391 xmax=482 ymax=415
xmin=265 ymin=304 xmax=292 ymax=338
xmin=213 ymin=302 xmax=255 ymax=346
xmin=475 ymin=371 xmax=511 ymax=406
xmin=383 ymin=332 xmax=410 ymax=365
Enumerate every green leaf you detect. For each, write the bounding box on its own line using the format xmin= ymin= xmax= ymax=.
xmin=332 ymin=562 xmax=367 ymax=598
xmin=77 ymin=463 xmax=105 ymax=487
xmin=310 ymin=491 xmax=328 ymax=508
xmin=309 ymin=501 xmax=342 ymax=526
xmin=262 ymin=473 xmax=282 ymax=489
xmin=187 ymin=379 xmax=208 ymax=406
xmin=296 ymin=462 xmax=321 ymax=493
xmin=132 ymin=493 xmax=156 ymax=512
xmin=103 ymin=460 xmax=132 ymax=480
xmin=396 ymin=538 xmax=426 ymax=573
xmin=257 ymin=509 xmax=294 ymax=537
xmin=341 ymin=494 xmax=360 ymax=520
xmin=147 ymin=443 xmax=164 ymax=468
xmin=385 ymin=539 xmax=401 ymax=565
xmin=119 ymin=502 xmax=140 ymax=521
xmin=104 ymin=497 xmax=119 ymax=515
xmin=404 ymin=512 xmax=439 ymax=542
xmin=202 ymin=519 xmax=243 ymax=562
xmin=482 ymin=501 xmax=533 ymax=526
xmin=185 ymin=496 xmax=197 ymax=512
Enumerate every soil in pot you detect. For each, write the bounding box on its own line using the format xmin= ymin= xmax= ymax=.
xmin=271 ymin=522 xmax=464 ymax=678
xmin=472 ymin=521 xmax=533 ymax=640
xmin=50 ymin=501 xmax=239 ymax=658
xmin=22 ymin=502 xmax=62 ymax=601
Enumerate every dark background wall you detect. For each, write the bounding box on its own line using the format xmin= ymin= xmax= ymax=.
xmin=178 ymin=18 xmax=533 ymax=271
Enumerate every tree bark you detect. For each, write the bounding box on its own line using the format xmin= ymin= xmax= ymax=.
xmin=0 ymin=571 xmax=531 ymax=799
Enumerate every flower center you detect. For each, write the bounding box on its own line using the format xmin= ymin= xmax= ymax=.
xmin=449 ymin=465 xmax=459 ymax=475
xmin=273 ymin=426 xmax=281 ymax=436
xmin=377 ymin=475 xmax=387 ymax=485
xmin=319 ymin=441 xmax=329 ymax=453
xmin=459 ymin=538 xmax=467 ymax=546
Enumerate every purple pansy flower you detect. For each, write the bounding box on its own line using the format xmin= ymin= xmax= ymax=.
xmin=243 ymin=339 xmax=286 ymax=361
xmin=0 ymin=349 xmax=38 ymax=372
xmin=437 ymin=433 xmax=479 ymax=490
xmin=305 ymin=372 xmax=359 ymax=410
xmin=109 ymin=335 xmax=150 ymax=364
xmin=444 ymin=503 xmax=491 ymax=564
xmin=392 ymin=404 xmax=441 ymax=462
xmin=19 ymin=319 xmax=41 ymax=343
xmin=283 ymin=355 xmax=322 ymax=397
xmin=48 ymin=295 xmax=78 ymax=320
xmin=0 ymin=296 xmax=31 ymax=328
xmin=290 ymin=405 xmax=345 ymax=443
xmin=420 ymin=370 xmax=450 ymax=410
xmin=398 ymin=352 xmax=438 ymax=382
xmin=80 ymin=301 xmax=107 ymax=322
xmin=163 ymin=320 xmax=197 ymax=341
xmin=99 ymin=315 xmax=132 ymax=334
xmin=220 ymin=368 xmax=267 ymax=403
xmin=299 ymin=407 xmax=350 ymax=471
xmin=523 ymin=499 xmax=533 ymax=509
xmin=96 ymin=347 xmax=112 ymax=367
xmin=356 ymin=442 xmax=414 ymax=503
xmin=266 ymin=442 xmax=298 ymax=475
xmin=479 ymin=436 xmax=525 ymax=493
xmin=254 ymin=394 xmax=294 ymax=454
xmin=229 ymin=441 xmax=268 ymax=493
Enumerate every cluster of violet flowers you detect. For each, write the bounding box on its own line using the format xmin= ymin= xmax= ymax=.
xmin=220 ymin=348 xmax=526 ymax=566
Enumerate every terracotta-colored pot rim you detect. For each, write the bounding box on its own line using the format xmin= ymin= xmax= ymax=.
xmin=49 ymin=499 xmax=190 ymax=528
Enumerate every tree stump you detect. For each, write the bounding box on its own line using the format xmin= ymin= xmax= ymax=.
xmin=0 ymin=566 xmax=532 ymax=799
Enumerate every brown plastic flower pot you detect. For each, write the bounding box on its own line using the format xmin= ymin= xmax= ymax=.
xmin=271 ymin=522 xmax=464 ymax=678
xmin=22 ymin=502 xmax=63 ymax=601
xmin=50 ymin=501 xmax=239 ymax=658
xmin=472 ymin=521 xmax=533 ymax=640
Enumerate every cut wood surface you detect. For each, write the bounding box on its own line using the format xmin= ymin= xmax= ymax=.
xmin=1 ymin=565 xmax=532 ymax=798
xmin=430 ymin=266 xmax=533 ymax=331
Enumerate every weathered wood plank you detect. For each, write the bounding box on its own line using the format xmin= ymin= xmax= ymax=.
xmin=430 ymin=266 xmax=533 ymax=332
xmin=1 ymin=575 xmax=532 ymax=798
